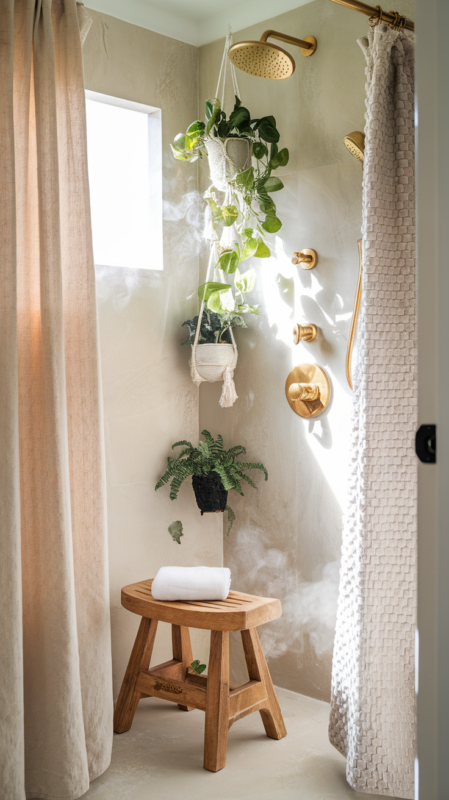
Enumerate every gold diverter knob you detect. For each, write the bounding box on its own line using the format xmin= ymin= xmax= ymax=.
xmin=292 ymin=248 xmax=318 ymax=270
xmin=285 ymin=364 xmax=331 ymax=418
xmin=293 ymin=323 xmax=317 ymax=344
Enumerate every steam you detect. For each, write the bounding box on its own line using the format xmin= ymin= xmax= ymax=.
xmin=231 ymin=525 xmax=340 ymax=660
xmin=163 ymin=189 xmax=206 ymax=260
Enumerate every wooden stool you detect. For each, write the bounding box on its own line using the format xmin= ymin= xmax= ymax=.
xmin=114 ymin=579 xmax=287 ymax=772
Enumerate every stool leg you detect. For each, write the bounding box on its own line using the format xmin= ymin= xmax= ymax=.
xmin=172 ymin=624 xmax=194 ymax=711
xmin=203 ymin=630 xmax=229 ymax=772
xmin=241 ymin=628 xmax=287 ymax=740
xmin=114 ymin=617 xmax=158 ymax=734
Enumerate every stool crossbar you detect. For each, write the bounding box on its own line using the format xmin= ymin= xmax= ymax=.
xmin=114 ymin=579 xmax=287 ymax=772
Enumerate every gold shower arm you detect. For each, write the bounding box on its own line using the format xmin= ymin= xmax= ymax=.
xmin=260 ymin=30 xmax=315 ymax=51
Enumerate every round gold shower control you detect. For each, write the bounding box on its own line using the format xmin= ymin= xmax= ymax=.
xmin=285 ymin=364 xmax=331 ymax=418
xmin=292 ymin=248 xmax=318 ymax=270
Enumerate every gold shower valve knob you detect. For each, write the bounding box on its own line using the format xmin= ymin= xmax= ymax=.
xmin=293 ymin=323 xmax=317 ymax=344
xmin=292 ymin=248 xmax=318 ymax=270
xmin=285 ymin=363 xmax=331 ymax=418
xmin=289 ymin=383 xmax=320 ymax=401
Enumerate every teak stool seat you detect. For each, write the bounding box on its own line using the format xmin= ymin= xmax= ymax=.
xmin=114 ymin=579 xmax=287 ymax=772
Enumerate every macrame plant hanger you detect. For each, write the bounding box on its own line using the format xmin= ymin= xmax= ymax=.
xmin=190 ymin=30 xmax=242 ymax=409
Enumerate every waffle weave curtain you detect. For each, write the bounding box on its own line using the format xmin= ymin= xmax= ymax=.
xmin=0 ymin=2 xmax=112 ymax=798
xmin=329 ymin=22 xmax=417 ymax=799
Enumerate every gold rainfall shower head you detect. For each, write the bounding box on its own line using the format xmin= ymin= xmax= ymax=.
xmin=344 ymin=131 xmax=365 ymax=162
xmin=228 ymin=30 xmax=317 ymax=80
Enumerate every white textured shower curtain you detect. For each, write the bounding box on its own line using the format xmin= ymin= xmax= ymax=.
xmin=329 ymin=23 xmax=416 ymax=799
xmin=0 ymin=2 xmax=112 ymax=799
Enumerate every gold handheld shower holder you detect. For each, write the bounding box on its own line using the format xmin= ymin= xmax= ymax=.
xmin=292 ymin=249 xmax=318 ymax=270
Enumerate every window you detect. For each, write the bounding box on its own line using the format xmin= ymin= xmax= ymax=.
xmin=85 ymin=91 xmax=162 ymax=270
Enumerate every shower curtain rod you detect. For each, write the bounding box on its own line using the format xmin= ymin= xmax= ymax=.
xmin=328 ymin=0 xmax=414 ymax=32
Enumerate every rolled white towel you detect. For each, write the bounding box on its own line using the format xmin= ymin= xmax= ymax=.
xmin=152 ymin=566 xmax=231 ymax=602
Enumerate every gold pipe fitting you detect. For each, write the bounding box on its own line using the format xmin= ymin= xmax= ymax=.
xmin=293 ymin=323 xmax=317 ymax=344
xmin=292 ymin=248 xmax=318 ymax=270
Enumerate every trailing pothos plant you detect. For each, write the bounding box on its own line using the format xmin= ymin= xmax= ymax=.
xmin=182 ymin=268 xmax=259 ymax=346
xmin=171 ymin=96 xmax=289 ymax=273
xmin=155 ymin=430 xmax=268 ymax=535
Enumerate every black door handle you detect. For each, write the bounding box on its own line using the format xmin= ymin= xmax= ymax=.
xmin=415 ymin=424 xmax=436 ymax=464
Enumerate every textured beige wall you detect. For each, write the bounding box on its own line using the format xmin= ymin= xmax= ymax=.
xmin=198 ymin=0 xmax=413 ymax=700
xmin=82 ymin=11 xmax=222 ymax=698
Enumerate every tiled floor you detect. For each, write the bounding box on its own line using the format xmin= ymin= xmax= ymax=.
xmin=81 ymin=689 xmax=379 ymax=800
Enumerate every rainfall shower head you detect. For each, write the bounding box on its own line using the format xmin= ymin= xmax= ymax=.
xmin=228 ymin=30 xmax=317 ymax=80
xmin=344 ymin=131 xmax=365 ymax=161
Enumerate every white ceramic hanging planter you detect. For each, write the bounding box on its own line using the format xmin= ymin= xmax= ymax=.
xmin=193 ymin=342 xmax=236 ymax=383
xmin=206 ymin=136 xmax=252 ymax=192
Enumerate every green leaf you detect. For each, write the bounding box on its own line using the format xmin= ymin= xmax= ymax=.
xmin=263 ymin=115 xmax=277 ymax=128
xmin=205 ymin=98 xmax=221 ymax=135
xmin=270 ymin=147 xmax=289 ymax=169
xmin=169 ymin=145 xmax=192 ymax=162
xmin=270 ymin=143 xmax=279 ymax=161
xmin=258 ymin=119 xmax=280 ymax=143
xmin=225 ymin=505 xmax=235 ymax=535
xmin=191 ymin=660 xmax=207 ymax=675
xmin=187 ymin=120 xmax=205 ymax=135
xmin=241 ymin=237 xmax=258 ymax=261
xmin=217 ymin=249 xmax=240 ymax=274
xmin=235 ymin=267 xmax=256 ymax=294
xmin=253 ymin=142 xmax=268 ymax=160
xmin=264 ymin=177 xmax=284 ymax=193
xmin=228 ymin=106 xmax=250 ymax=129
xmin=234 ymin=95 xmax=242 ymax=108
xmin=198 ymin=281 xmax=229 ymax=303
xmin=262 ymin=215 xmax=282 ymax=233
xmin=172 ymin=133 xmax=186 ymax=151
xmin=221 ymin=204 xmax=238 ymax=227
xmin=168 ymin=521 xmax=184 ymax=544
xmin=208 ymin=287 xmax=235 ymax=314
xmin=235 ymin=166 xmax=254 ymax=189
xmin=255 ymin=239 xmax=271 ymax=258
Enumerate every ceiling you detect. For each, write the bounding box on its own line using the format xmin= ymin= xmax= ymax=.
xmin=86 ymin=0 xmax=315 ymax=47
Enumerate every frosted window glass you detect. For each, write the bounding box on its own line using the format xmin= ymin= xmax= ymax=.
xmin=86 ymin=98 xmax=162 ymax=270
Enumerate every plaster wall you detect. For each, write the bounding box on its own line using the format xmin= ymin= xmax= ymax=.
xmin=82 ymin=11 xmax=222 ymax=698
xmin=198 ymin=0 xmax=413 ymax=700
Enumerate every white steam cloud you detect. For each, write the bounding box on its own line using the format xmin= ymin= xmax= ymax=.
xmin=231 ymin=525 xmax=340 ymax=660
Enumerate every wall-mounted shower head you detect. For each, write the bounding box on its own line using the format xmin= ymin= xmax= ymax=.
xmin=344 ymin=131 xmax=365 ymax=162
xmin=228 ymin=30 xmax=317 ymax=80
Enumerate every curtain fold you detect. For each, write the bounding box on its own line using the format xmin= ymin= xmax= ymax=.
xmin=329 ymin=23 xmax=416 ymax=799
xmin=0 ymin=2 xmax=112 ymax=798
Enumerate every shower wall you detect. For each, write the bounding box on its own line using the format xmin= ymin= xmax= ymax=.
xmin=199 ymin=0 xmax=412 ymax=700
xmin=82 ymin=12 xmax=222 ymax=697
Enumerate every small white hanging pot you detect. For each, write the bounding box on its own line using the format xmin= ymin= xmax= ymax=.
xmin=206 ymin=136 xmax=252 ymax=192
xmin=193 ymin=343 xmax=236 ymax=383
xmin=190 ymin=301 xmax=239 ymax=408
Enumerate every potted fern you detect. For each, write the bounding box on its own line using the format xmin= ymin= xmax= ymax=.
xmin=155 ymin=430 xmax=268 ymax=533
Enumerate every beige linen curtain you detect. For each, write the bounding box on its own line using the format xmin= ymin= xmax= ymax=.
xmin=0 ymin=2 xmax=112 ymax=799
xmin=329 ymin=22 xmax=416 ymax=799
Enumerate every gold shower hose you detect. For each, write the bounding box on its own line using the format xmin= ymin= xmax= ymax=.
xmin=346 ymin=238 xmax=363 ymax=391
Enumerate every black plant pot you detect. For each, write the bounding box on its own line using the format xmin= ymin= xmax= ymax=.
xmin=192 ymin=473 xmax=228 ymax=515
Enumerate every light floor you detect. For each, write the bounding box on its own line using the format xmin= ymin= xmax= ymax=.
xmin=82 ymin=689 xmax=379 ymax=800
